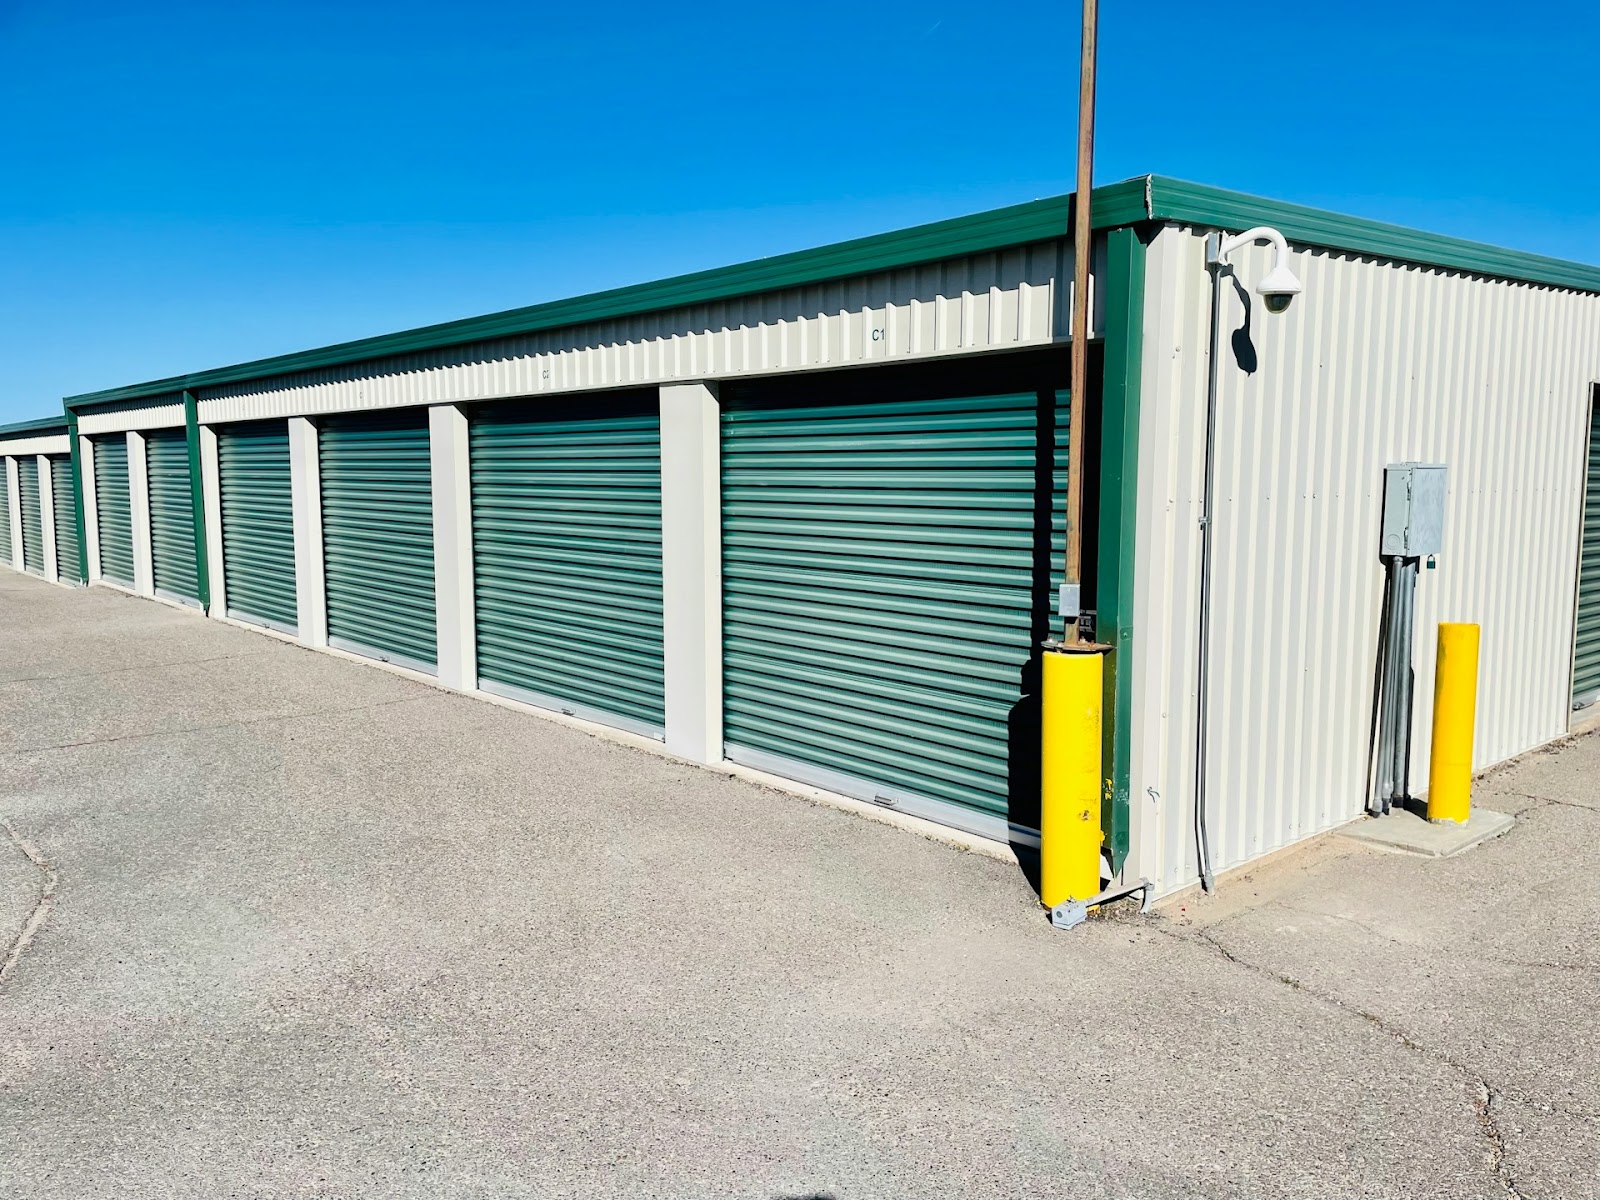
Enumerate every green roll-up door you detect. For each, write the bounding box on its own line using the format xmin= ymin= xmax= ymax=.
xmin=0 ymin=459 xmax=11 ymax=565
xmin=18 ymin=456 xmax=43 ymax=575
xmin=320 ymin=410 xmax=436 ymax=669
xmin=219 ymin=421 xmax=297 ymax=631
xmin=93 ymin=436 xmax=135 ymax=586
xmin=50 ymin=455 xmax=81 ymax=584
xmin=1574 ymin=400 xmax=1600 ymax=710
xmin=146 ymin=428 xmax=200 ymax=604
xmin=721 ymin=389 xmax=1064 ymax=843
xmin=470 ymin=397 xmax=665 ymax=737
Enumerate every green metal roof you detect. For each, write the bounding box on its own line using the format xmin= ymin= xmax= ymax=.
xmin=55 ymin=173 xmax=1600 ymax=412
xmin=0 ymin=415 xmax=68 ymax=438
xmin=1144 ymin=177 xmax=1600 ymax=295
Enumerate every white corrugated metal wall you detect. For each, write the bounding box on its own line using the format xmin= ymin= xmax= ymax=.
xmin=0 ymin=435 xmax=70 ymax=457
xmin=1130 ymin=224 xmax=1600 ymax=897
xmin=77 ymin=399 xmax=186 ymax=434
xmin=197 ymin=239 xmax=1102 ymax=424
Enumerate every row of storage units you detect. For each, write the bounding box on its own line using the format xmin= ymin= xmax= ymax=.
xmin=57 ymin=363 xmax=1068 ymax=847
xmin=35 ymin=175 xmax=1600 ymax=901
xmin=0 ymin=429 xmax=84 ymax=586
xmin=200 ymin=400 xmax=670 ymax=733
xmin=81 ymin=428 xmax=204 ymax=604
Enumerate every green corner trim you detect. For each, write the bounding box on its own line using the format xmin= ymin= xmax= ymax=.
xmin=1095 ymin=224 xmax=1149 ymax=872
xmin=182 ymin=392 xmax=210 ymax=610
xmin=65 ymin=412 xmax=89 ymax=584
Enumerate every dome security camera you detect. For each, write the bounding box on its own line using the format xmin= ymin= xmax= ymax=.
xmin=1208 ymin=226 xmax=1305 ymax=315
xmin=1256 ymin=261 xmax=1304 ymax=315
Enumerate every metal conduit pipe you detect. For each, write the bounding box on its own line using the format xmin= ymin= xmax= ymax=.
xmin=1193 ymin=227 xmax=1302 ymax=894
xmin=1395 ymin=557 xmax=1420 ymax=805
xmin=1373 ymin=556 xmax=1403 ymax=811
xmin=1193 ymin=253 xmax=1226 ymax=895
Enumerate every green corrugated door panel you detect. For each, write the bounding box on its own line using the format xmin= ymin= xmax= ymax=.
xmin=1574 ymin=403 xmax=1600 ymax=708
xmin=93 ymin=436 xmax=135 ymax=585
xmin=720 ymin=390 xmax=1064 ymax=836
xmin=0 ymin=460 xmax=10 ymax=563
xmin=469 ymin=397 xmax=665 ymax=735
xmin=145 ymin=428 xmax=200 ymax=603
xmin=18 ymin=456 xmax=43 ymax=574
xmin=49 ymin=455 xmax=81 ymax=584
xmin=319 ymin=410 xmax=436 ymax=668
xmin=218 ymin=421 xmax=297 ymax=630
xmin=1048 ymin=397 xmax=1072 ymax=633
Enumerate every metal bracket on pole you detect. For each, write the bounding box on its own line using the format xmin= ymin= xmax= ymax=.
xmin=1049 ymin=877 xmax=1154 ymax=930
xmin=1058 ymin=583 xmax=1081 ymax=619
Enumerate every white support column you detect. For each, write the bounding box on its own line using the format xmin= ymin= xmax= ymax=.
xmin=200 ymin=426 xmax=226 ymax=617
xmin=127 ymin=431 xmax=154 ymax=595
xmin=659 ymin=381 xmax=723 ymax=764
xmin=37 ymin=454 xmax=58 ymax=583
xmin=288 ymin=416 xmax=327 ymax=647
xmin=429 ymin=403 xmax=477 ymax=692
xmin=80 ymin=437 xmax=101 ymax=582
xmin=5 ymin=458 xmax=21 ymax=572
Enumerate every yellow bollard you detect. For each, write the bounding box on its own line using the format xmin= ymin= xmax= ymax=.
xmin=1427 ymin=622 xmax=1481 ymax=825
xmin=1040 ymin=648 xmax=1104 ymax=908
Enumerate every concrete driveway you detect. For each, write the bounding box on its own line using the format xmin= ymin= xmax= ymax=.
xmin=1 ymin=571 xmax=1595 ymax=1199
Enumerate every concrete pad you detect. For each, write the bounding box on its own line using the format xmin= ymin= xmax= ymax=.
xmin=1336 ymin=806 xmax=1515 ymax=857
xmin=0 ymin=574 xmax=254 ymax=683
xmin=1475 ymin=728 xmax=1600 ymax=811
xmin=2 ymin=572 xmax=1595 ymax=1198
xmin=1182 ymin=797 xmax=1600 ymax=1127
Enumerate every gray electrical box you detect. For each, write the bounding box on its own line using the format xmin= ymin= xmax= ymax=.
xmin=1380 ymin=463 xmax=1447 ymax=557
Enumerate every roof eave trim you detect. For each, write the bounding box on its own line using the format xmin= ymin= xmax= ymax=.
xmin=1144 ymin=175 xmax=1600 ymax=294
xmin=0 ymin=415 xmax=69 ymax=438
xmin=65 ymin=178 xmax=1152 ymax=410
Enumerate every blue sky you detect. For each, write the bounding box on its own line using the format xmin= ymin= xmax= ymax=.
xmin=2 ymin=0 xmax=1596 ymax=422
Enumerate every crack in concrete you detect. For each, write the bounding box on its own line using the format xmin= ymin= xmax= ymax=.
xmin=1517 ymin=794 xmax=1597 ymax=815
xmin=1485 ymin=956 xmax=1600 ymax=975
xmin=1157 ymin=919 xmax=1530 ymax=1200
xmin=0 ymin=818 xmax=58 ymax=987
xmin=1506 ymin=797 xmax=1548 ymax=819
xmin=0 ymin=647 xmax=280 ymax=688
xmin=1272 ymin=902 xmax=1413 ymax=949
xmin=3 ymin=694 xmax=436 ymax=757
xmin=1471 ymin=1080 xmax=1526 ymax=1200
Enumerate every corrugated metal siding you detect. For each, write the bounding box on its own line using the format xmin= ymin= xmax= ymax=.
xmin=720 ymin=390 xmax=1064 ymax=842
xmin=319 ymin=410 xmax=436 ymax=669
xmin=197 ymin=239 xmax=1104 ymax=425
xmin=219 ymin=421 xmax=297 ymax=630
xmin=145 ymin=428 xmax=200 ymax=603
xmin=1131 ymin=225 xmax=1600 ymax=897
xmin=0 ymin=435 xmax=70 ymax=457
xmin=93 ymin=436 xmax=135 ymax=586
xmin=50 ymin=455 xmax=81 ymax=584
xmin=0 ymin=461 xmax=11 ymax=564
xmin=1574 ymin=399 xmax=1600 ymax=708
xmin=77 ymin=399 xmax=185 ymax=436
xmin=469 ymin=397 xmax=665 ymax=735
xmin=18 ymin=457 xmax=43 ymax=574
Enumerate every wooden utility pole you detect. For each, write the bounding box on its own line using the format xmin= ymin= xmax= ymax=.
xmin=1063 ymin=0 xmax=1097 ymax=644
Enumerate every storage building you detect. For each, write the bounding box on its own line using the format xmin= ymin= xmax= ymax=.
xmin=10 ymin=175 xmax=1599 ymax=901
xmin=0 ymin=416 xmax=84 ymax=587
